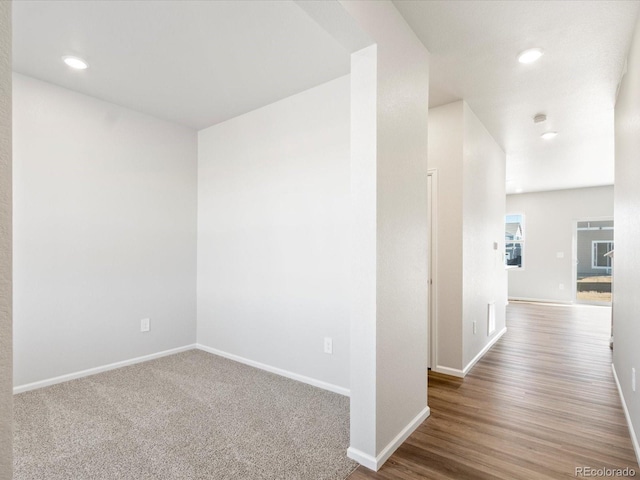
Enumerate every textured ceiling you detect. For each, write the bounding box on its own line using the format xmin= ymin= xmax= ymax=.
xmin=12 ymin=0 xmax=351 ymax=130
xmin=394 ymin=0 xmax=640 ymax=194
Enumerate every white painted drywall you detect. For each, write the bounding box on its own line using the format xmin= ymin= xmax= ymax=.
xmin=197 ymin=75 xmax=351 ymax=391
xmin=427 ymin=101 xmax=507 ymax=373
xmin=349 ymin=44 xmax=378 ymax=457
xmin=339 ymin=0 xmax=430 ymax=463
xmin=506 ymin=186 xmax=613 ymax=303
xmin=462 ymin=103 xmax=507 ymax=369
xmin=13 ymin=74 xmax=197 ymax=387
xmin=0 ymin=1 xmax=12 ymax=476
xmin=613 ymin=11 xmax=640 ymax=463
xmin=427 ymin=102 xmax=464 ymax=370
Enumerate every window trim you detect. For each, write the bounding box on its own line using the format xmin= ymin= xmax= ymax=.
xmin=591 ymin=240 xmax=614 ymax=270
xmin=505 ymin=214 xmax=525 ymax=270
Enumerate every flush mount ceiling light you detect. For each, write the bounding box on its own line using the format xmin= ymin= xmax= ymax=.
xmin=541 ymin=131 xmax=558 ymax=139
xmin=62 ymin=55 xmax=88 ymax=70
xmin=518 ymin=48 xmax=544 ymax=64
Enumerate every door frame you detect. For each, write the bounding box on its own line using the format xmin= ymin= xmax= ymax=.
xmin=428 ymin=169 xmax=438 ymax=369
xmin=572 ymin=216 xmax=614 ymax=306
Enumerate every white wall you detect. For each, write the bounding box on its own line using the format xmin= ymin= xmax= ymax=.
xmin=0 ymin=1 xmax=12 ymax=476
xmin=13 ymin=74 xmax=198 ymax=387
xmin=462 ymin=103 xmax=507 ymax=368
xmin=506 ymin=186 xmax=614 ymax=303
xmin=427 ymin=102 xmax=464 ymax=370
xmin=613 ymin=11 xmax=640 ymax=464
xmin=338 ymin=1 xmax=430 ymax=467
xmin=348 ymin=43 xmax=379 ymax=458
xmin=428 ymin=100 xmax=507 ymax=374
xmin=197 ymin=75 xmax=351 ymax=391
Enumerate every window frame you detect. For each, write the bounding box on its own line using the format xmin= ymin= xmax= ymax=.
xmin=505 ymin=214 xmax=525 ymax=270
xmin=591 ymin=240 xmax=614 ymax=270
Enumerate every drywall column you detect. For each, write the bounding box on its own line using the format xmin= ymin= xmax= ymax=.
xmin=0 ymin=1 xmax=12 ymax=477
xmin=297 ymin=0 xmax=430 ymax=469
xmin=613 ymin=11 xmax=640 ymax=464
xmin=349 ymin=42 xmax=378 ymax=461
xmin=343 ymin=1 xmax=430 ymax=469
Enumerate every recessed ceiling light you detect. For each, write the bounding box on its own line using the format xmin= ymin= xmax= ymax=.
xmin=518 ymin=48 xmax=544 ymax=64
xmin=541 ymin=131 xmax=558 ymax=140
xmin=62 ymin=56 xmax=88 ymax=70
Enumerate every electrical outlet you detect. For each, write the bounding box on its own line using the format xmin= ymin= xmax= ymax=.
xmin=556 ymin=252 xmax=564 ymax=259
xmin=473 ymin=321 xmax=477 ymax=334
xmin=323 ymin=337 xmax=333 ymax=354
xmin=633 ymin=368 xmax=636 ymax=392
xmin=559 ymin=283 xmax=565 ymax=290
xmin=141 ymin=318 xmax=150 ymax=332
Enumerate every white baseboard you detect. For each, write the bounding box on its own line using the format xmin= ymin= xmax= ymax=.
xmin=508 ymin=296 xmax=573 ymax=305
xmin=612 ymin=363 xmax=640 ymax=466
xmin=463 ymin=326 xmax=507 ymax=375
xmin=14 ymin=344 xmax=197 ymax=394
xmin=346 ymin=447 xmax=377 ymax=471
xmin=431 ymin=365 xmax=465 ymax=378
xmin=348 ymin=406 xmax=431 ymax=471
xmin=13 ymin=342 xmax=350 ymax=398
xmin=196 ymin=344 xmax=350 ymax=397
xmin=431 ymin=327 xmax=507 ymax=379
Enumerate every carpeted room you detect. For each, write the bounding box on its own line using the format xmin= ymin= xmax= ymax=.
xmin=14 ymin=351 xmax=355 ymax=479
xmin=10 ymin=1 xmax=354 ymax=478
xmin=7 ymin=0 xmax=436 ymax=477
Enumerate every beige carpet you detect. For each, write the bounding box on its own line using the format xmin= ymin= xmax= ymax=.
xmin=14 ymin=350 xmax=356 ymax=479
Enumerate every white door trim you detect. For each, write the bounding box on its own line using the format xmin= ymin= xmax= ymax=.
xmin=573 ymin=216 xmax=614 ymax=305
xmin=428 ymin=169 xmax=438 ymax=370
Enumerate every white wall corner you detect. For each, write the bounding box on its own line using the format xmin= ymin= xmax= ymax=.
xmin=348 ymin=406 xmax=431 ymax=471
xmin=612 ymin=363 xmax=640 ymax=466
xmin=346 ymin=447 xmax=378 ymax=471
xmin=15 ymin=342 xmax=352 ymax=398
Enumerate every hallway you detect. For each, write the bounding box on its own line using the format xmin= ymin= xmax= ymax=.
xmin=349 ymin=302 xmax=638 ymax=479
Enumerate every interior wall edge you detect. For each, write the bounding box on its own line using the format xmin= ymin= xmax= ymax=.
xmin=348 ymin=406 xmax=431 ymax=471
xmin=612 ymin=363 xmax=640 ymax=466
xmin=0 ymin=0 xmax=12 ymax=477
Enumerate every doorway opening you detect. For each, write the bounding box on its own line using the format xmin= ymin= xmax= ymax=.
xmin=574 ymin=219 xmax=613 ymax=304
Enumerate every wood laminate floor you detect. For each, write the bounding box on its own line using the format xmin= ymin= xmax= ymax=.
xmin=348 ymin=302 xmax=638 ymax=479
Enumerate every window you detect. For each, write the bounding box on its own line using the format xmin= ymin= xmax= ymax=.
xmin=505 ymin=214 xmax=524 ymax=268
xmin=592 ymin=241 xmax=614 ymax=269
